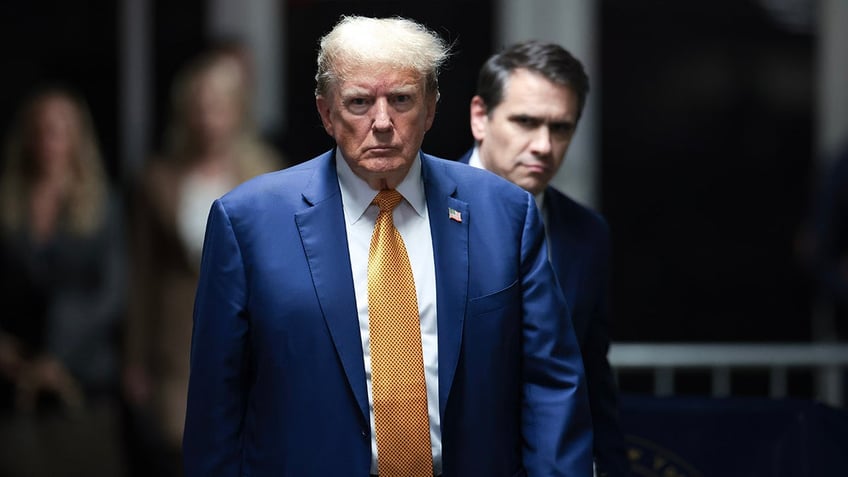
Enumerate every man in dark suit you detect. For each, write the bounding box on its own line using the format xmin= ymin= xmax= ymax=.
xmin=459 ymin=41 xmax=629 ymax=477
xmin=182 ymin=16 xmax=593 ymax=477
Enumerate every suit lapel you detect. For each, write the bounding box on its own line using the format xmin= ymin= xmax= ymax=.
xmin=295 ymin=151 xmax=369 ymax=424
xmin=421 ymin=154 xmax=469 ymax=416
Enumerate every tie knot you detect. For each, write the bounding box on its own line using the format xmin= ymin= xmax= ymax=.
xmin=373 ymin=189 xmax=403 ymax=213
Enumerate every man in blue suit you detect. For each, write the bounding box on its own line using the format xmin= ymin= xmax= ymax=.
xmin=459 ymin=41 xmax=629 ymax=476
xmin=183 ymin=16 xmax=593 ymax=477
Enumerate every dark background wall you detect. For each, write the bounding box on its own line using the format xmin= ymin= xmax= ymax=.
xmin=600 ymin=0 xmax=815 ymax=342
xmin=150 ymin=0 xmax=208 ymax=155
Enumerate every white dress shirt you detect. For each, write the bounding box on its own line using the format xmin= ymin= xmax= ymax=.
xmin=335 ymin=149 xmax=442 ymax=475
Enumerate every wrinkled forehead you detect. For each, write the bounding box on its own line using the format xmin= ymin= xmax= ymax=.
xmin=329 ymin=62 xmax=429 ymax=94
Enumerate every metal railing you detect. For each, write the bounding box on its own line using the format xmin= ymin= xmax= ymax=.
xmin=609 ymin=343 xmax=848 ymax=407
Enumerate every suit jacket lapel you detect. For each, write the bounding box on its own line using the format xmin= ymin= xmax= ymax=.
xmin=295 ymin=151 xmax=369 ymax=424
xmin=421 ymin=154 xmax=469 ymax=417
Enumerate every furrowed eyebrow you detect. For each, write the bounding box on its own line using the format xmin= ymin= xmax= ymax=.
xmin=389 ymin=85 xmax=418 ymax=96
xmin=509 ymin=114 xmax=543 ymax=123
xmin=340 ymin=88 xmax=371 ymax=99
xmin=508 ymin=114 xmax=574 ymax=129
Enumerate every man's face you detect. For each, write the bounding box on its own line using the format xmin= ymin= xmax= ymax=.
xmin=316 ymin=65 xmax=437 ymax=190
xmin=471 ymin=68 xmax=579 ymax=195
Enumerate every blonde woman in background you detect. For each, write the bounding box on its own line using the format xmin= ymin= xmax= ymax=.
xmin=123 ymin=46 xmax=284 ymax=476
xmin=0 ymin=85 xmax=128 ymax=476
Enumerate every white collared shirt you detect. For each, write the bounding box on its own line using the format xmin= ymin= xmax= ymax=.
xmin=335 ymin=149 xmax=442 ymax=475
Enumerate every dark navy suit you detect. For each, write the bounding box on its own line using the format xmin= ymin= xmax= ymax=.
xmin=460 ymin=149 xmax=629 ymax=476
xmin=183 ymin=150 xmax=593 ymax=476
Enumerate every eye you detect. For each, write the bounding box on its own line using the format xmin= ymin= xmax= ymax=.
xmin=549 ymin=122 xmax=575 ymax=138
xmin=344 ymin=97 xmax=371 ymax=114
xmin=511 ymin=115 xmax=542 ymax=129
xmin=391 ymin=93 xmax=415 ymax=111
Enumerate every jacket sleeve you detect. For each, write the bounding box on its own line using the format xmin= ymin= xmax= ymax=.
xmin=183 ymin=199 xmax=251 ymax=476
xmin=519 ymin=193 xmax=594 ymax=476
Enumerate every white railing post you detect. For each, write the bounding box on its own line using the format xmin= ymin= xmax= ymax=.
xmin=769 ymin=367 xmax=788 ymax=399
xmin=711 ymin=367 xmax=731 ymax=397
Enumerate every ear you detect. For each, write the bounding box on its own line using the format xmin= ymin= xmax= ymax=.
xmin=469 ymin=95 xmax=489 ymax=142
xmin=315 ymin=95 xmax=334 ymax=136
xmin=423 ymin=92 xmax=438 ymax=132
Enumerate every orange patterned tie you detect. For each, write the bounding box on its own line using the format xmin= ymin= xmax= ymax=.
xmin=367 ymin=189 xmax=433 ymax=477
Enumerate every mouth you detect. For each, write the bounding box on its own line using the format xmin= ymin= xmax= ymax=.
xmin=522 ymin=163 xmax=550 ymax=174
xmin=364 ymin=146 xmax=399 ymax=155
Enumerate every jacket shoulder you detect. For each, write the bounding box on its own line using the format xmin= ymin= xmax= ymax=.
xmin=220 ymin=151 xmax=329 ymax=213
xmin=546 ymin=186 xmax=610 ymax=236
xmin=422 ymin=153 xmax=533 ymax=205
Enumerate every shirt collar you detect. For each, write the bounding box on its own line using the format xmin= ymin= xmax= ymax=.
xmin=335 ymin=147 xmax=426 ymax=225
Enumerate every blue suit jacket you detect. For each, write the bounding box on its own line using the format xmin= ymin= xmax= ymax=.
xmin=183 ymin=150 xmax=593 ymax=476
xmin=459 ymin=149 xmax=629 ymax=476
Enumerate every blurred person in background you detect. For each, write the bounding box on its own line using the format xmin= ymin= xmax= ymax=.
xmin=459 ymin=41 xmax=630 ymax=476
xmin=0 ymin=85 xmax=128 ymax=476
xmin=122 ymin=45 xmax=284 ymax=476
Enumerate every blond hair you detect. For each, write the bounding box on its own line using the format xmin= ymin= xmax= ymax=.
xmin=0 ymin=87 xmax=108 ymax=236
xmin=160 ymin=47 xmax=283 ymax=180
xmin=164 ymin=49 xmax=251 ymax=162
xmin=315 ymin=15 xmax=451 ymax=99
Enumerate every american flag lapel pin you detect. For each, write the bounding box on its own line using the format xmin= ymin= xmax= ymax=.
xmin=448 ymin=207 xmax=462 ymax=223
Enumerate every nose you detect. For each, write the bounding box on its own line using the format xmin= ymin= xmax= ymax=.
xmin=371 ymin=98 xmax=392 ymax=132
xmin=529 ymin=126 xmax=552 ymax=156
